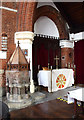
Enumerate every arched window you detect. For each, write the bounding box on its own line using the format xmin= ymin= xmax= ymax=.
xmin=2 ymin=33 xmax=7 ymax=51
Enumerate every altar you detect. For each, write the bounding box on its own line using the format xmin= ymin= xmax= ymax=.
xmin=38 ymin=69 xmax=74 ymax=92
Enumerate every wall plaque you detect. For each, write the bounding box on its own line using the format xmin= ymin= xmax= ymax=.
xmin=2 ymin=34 xmax=7 ymax=51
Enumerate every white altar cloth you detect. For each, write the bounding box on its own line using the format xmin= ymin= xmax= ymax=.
xmin=48 ymin=69 xmax=74 ymax=92
xmin=67 ymin=88 xmax=84 ymax=104
xmin=38 ymin=69 xmax=74 ymax=92
xmin=38 ymin=70 xmax=51 ymax=87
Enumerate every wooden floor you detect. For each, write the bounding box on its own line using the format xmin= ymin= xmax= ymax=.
xmin=10 ymin=99 xmax=84 ymax=119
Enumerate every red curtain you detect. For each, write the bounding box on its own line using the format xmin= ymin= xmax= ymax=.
xmin=74 ymin=40 xmax=84 ymax=84
xmin=36 ymin=44 xmax=60 ymax=68
xmin=37 ymin=44 xmax=48 ymax=67
xmin=49 ymin=49 xmax=54 ymax=66
xmin=32 ymin=36 xmax=60 ymax=84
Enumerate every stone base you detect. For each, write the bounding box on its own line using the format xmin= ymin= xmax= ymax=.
xmin=6 ymin=98 xmax=32 ymax=111
xmin=7 ymin=94 xmax=27 ymax=102
xmin=3 ymin=92 xmax=46 ymax=111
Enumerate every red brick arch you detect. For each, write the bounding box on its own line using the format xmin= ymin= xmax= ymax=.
xmin=17 ymin=3 xmax=69 ymax=39
xmin=34 ymin=6 xmax=69 ymax=39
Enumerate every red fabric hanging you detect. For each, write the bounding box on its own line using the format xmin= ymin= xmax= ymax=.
xmin=74 ymin=40 xmax=84 ymax=84
xmin=37 ymin=44 xmax=48 ymax=67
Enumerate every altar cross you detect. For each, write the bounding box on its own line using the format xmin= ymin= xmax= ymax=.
xmin=54 ymin=55 xmax=59 ymax=69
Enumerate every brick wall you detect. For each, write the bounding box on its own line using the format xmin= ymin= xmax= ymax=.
xmin=17 ymin=2 xmax=37 ymax=31
xmin=61 ymin=48 xmax=74 ymax=68
xmin=0 ymin=34 xmax=1 ymax=51
xmin=0 ymin=2 xmax=17 ymax=87
xmin=2 ymin=2 xmax=17 ymax=9
xmin=0 ymin=59 xmax=7 ymax=69
xmin=2 ymin=3 xmax=17 ymax=61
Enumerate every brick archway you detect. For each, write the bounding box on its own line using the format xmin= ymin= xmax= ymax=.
xmin=17 ymin=3 xmax=69 ymax=39
xmin=34 ymin=6 xmax=69 ymax=39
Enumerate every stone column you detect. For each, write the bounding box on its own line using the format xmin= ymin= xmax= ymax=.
xmin=6 ymin=78 xmax=9 ymax=99
xmin=60 ymin=40 xmax=74 ymax=68
xmin=6 ymin=85 xmax=9 ymax=99
xmin=15 ymin=31 xmax=35 ymax=93
xmin=9 ymin=85 xmax=13 ymax=100
xmin=25 ymin=84 xmax=29 ymax=98
xmin=30 ymin=80 xmax=35 ymax=93
xmin=0 ymin=69 xmax=6 ymax=98
xmin=17 ymin=85 xmax=21 ymax=100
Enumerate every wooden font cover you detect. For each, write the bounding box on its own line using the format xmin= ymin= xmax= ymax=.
xmin=7 ymin=41 xmax=28 ymax=71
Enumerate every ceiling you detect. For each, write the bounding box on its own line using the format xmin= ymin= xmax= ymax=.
xmin=54 ymin=2 xmax=84 ymax=33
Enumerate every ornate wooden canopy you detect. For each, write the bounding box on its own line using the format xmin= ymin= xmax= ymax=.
xmin=7 ymin=41 xmax=28 ymax=71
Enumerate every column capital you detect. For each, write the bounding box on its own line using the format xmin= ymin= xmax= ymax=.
xmin=60 ymin=40 xmax=74 ymax=48
xmin=15 ymin=31 xmax=34 ymax=44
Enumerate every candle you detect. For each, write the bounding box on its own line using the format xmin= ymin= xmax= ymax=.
xmin=51 ymin=66 xmax=52 ymax=69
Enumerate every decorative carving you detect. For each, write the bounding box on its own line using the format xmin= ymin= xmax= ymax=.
xmin=6 ymin=41 xmax=30 ymax=102
xmin=7 ymin=41 xmax=29 ymax=71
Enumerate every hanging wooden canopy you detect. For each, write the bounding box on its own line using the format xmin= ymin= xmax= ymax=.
xmin=7 ymin=41 xmax=28 ymax=71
